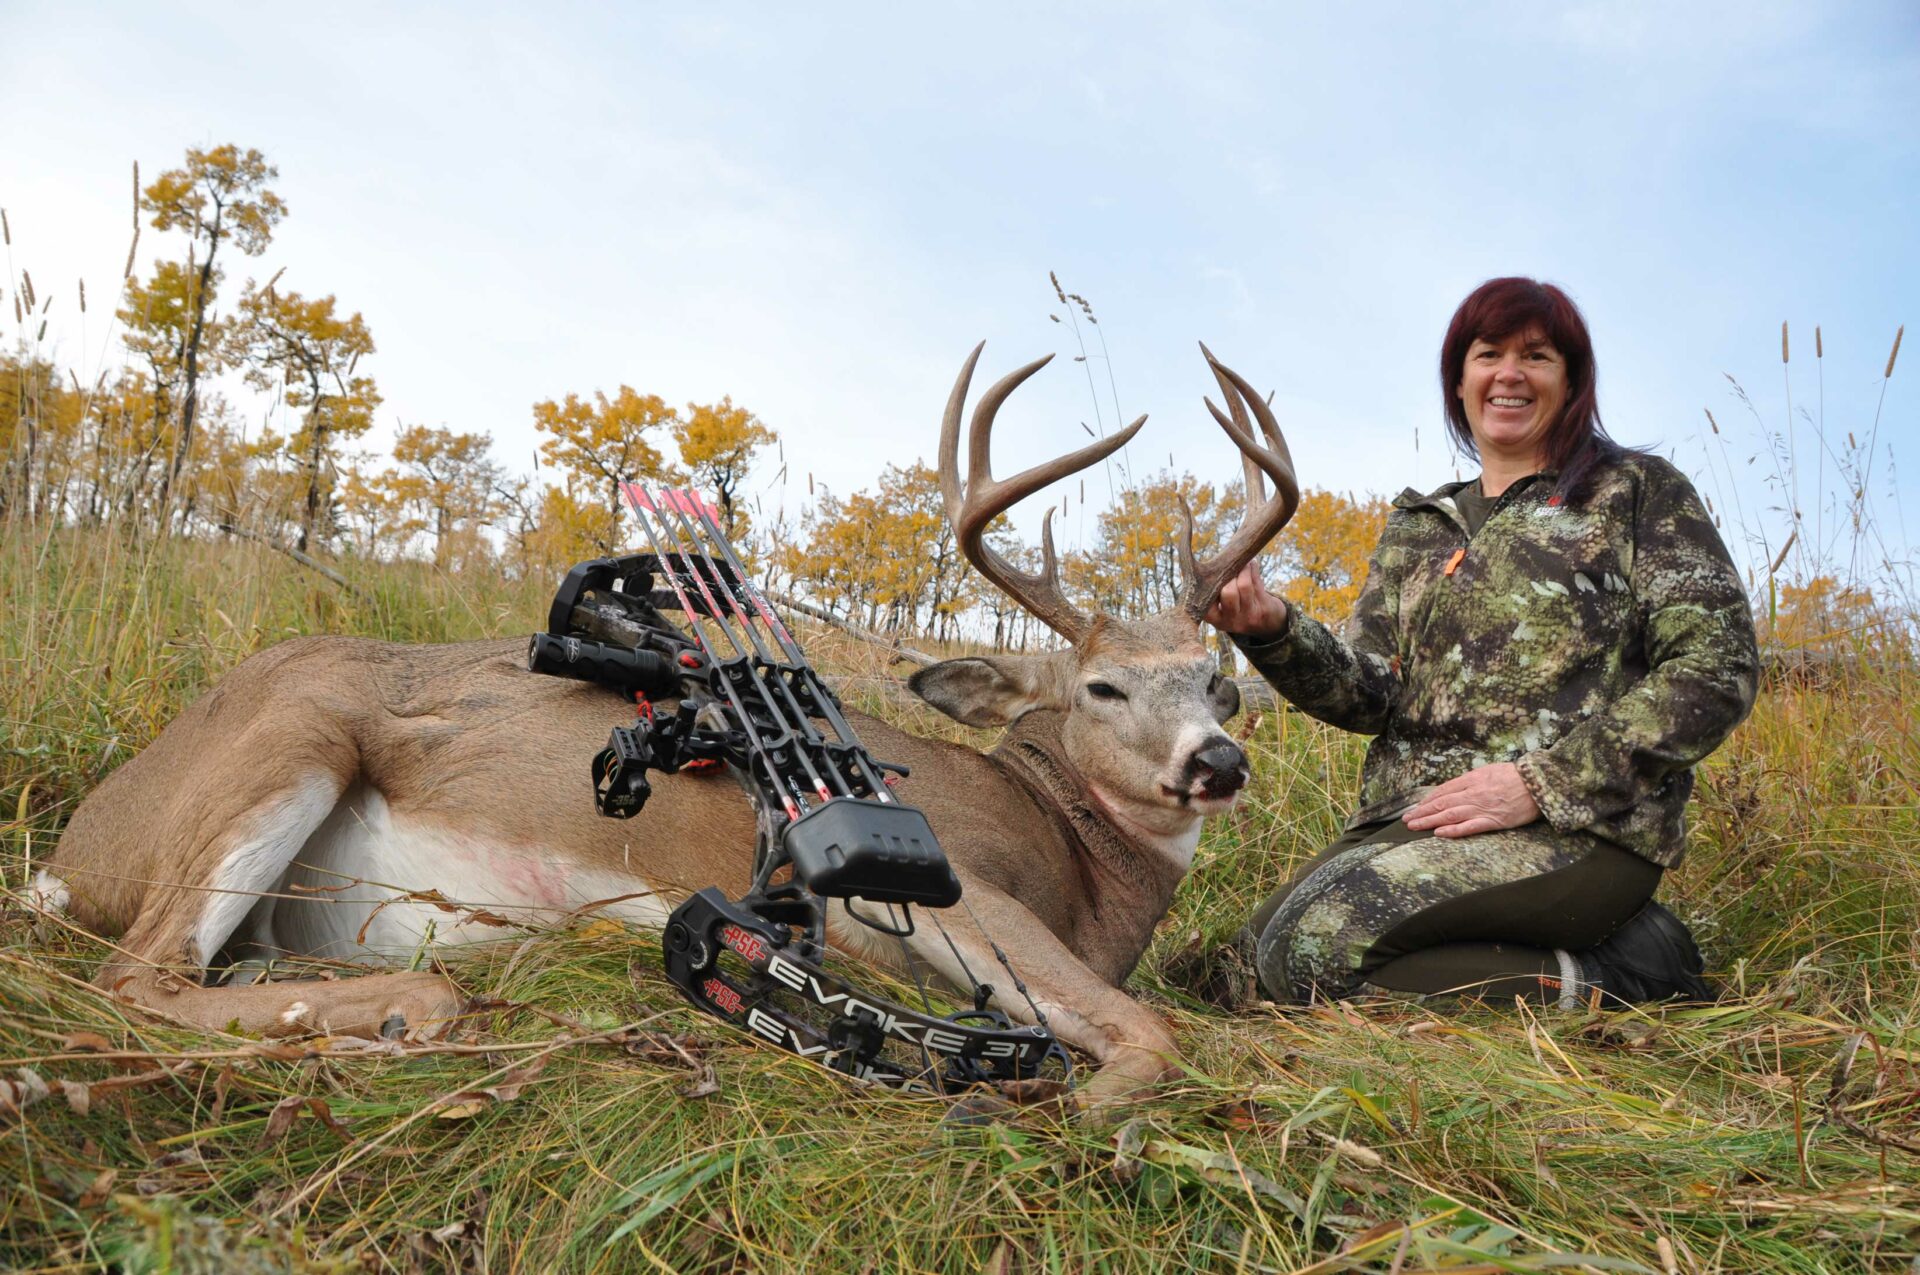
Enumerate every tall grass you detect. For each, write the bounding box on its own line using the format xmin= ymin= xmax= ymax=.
xmin=2 ymin=516 xmax=1917 ymax=1273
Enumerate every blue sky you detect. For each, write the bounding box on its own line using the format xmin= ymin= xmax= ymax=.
xmin=4 ymin=2 xmax=1914 ymax=586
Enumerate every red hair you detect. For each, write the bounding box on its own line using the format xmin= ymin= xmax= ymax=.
xmin=1439 ymin=277 xmax=1619 ymax=498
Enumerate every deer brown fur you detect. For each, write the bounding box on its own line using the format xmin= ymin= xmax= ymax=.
xmin=39 ymin=345 xmax=1297 ymax=1107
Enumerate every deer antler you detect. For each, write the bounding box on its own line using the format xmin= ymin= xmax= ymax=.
xmin=940 ymin=343 xmax=1146 ymax=644
xmin=1177 ymin=344 xmax=1300 ymax=622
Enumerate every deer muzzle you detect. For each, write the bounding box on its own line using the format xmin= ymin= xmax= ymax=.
xmin=1187 ymin=740 xmax=1250 ymax=800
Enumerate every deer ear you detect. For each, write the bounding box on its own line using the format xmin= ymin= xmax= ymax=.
xmin=908 ymin=655 xmax=1071 ymax=727
xmin=1209 ymin=670 xmax=1242 ymax=723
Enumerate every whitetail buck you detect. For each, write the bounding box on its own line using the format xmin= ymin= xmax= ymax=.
xmin=36 ymin=344 xmax=1297 ymax=1105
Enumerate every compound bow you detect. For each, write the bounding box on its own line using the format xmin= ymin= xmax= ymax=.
xmin=528 ymin=484 xmax=1071 ymax=1095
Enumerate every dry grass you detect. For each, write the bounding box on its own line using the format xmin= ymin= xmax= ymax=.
xmin=2 ymin=521 xmax=1918 ymax=1273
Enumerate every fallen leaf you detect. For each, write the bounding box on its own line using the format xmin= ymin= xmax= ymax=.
xmin=0 ymin=1068 xmax=50 ymax=1116
xmin=260 ymin=1095 xmax=356 ymax=1148
xmin=1110 ymin=1117 xmax=1148 ymax=1183
xmin=62 ymin=1031 xmax=114 ymax=1053
xmin=435 ymin=1057 xmax=549 ymax=1119
xmin=211 ymin=1066 xmax=236 ymax=1122
xmin=59 ymin=1080 xmax=91 ymax=1115
xmin=1209 ymin=1097 xmax=1284 ymax=1133
xmin=435 ymin=1098 xmax=492 ymax=1121
xmin=622 ymin=1031 xmax=708 ymax=1067
xmin=76 ymin=1168 xmax=117 ymax=1208
xmin=1575 ymin=1017 xmax=1662 ymax=1051
xmin=679 ymin=1064 xmax=721 ymax=1099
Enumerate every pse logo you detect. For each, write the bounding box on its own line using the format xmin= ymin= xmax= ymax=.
xmin=718 ymin=923 xmax=770 ymax=963
xmin=703 ymin=978 xmax=745 ymax=1015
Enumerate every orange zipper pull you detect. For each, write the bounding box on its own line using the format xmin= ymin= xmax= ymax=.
xmin=1443 ymin=547 xmax=1467 ymax=577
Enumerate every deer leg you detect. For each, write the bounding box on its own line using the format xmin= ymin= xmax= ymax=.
xmin=93 ymin=772 xmax=464 ymax=1041
xmin=899 ymin=884 xmax=1182 ymax=1110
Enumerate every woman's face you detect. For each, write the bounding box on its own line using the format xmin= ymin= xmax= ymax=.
xmin=1456 ymin=327 xmax=1568 ymax=467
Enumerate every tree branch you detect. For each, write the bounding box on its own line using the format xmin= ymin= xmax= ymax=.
xmin=217 ymin=521 xmax=372 ymax=603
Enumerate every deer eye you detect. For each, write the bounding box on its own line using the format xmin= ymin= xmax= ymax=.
xmin=1086 ymin=681 xmax=1127 ymax=702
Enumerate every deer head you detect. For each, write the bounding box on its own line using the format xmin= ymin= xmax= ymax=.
xmin=910 ymin=343 xmax=1299 ymax=845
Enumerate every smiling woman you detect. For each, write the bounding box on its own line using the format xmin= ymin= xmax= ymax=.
xmin=1206 ymin=277 xmax=1761 ymax=1011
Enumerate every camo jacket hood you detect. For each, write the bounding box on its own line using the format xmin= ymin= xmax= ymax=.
xmin=1236 ymin=451 xmax=1759 ymax=867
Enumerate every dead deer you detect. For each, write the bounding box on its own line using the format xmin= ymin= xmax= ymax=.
xmin=35 ymin=343 xmax=1297 ymax=1106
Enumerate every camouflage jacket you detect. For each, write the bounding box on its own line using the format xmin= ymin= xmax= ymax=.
xmin=1237 ymin=453 xmax=1759 ymax=867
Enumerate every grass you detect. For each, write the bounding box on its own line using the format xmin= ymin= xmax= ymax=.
xmin=3 ymin=522 xmax=1918 ymax=1273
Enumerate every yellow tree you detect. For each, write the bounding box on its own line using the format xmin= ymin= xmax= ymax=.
xmin=1087 ymin=472 xmax=1233 ymax=617
xmin=137 ymin=144 xmax=285 ymax=520
xmin=673 ymin=396 xmax=775 ymax=537
xmin=1270 ymin=488 xmax=1390 ymax=623
xmin=523 ymin=479 xmax=622 ymax=577
xmin=118 ymin=263 xmax=226 ymax=522
xmin=239 ymin=284 xmax=380 ymax=552
xmin=1 ymin=352 xmax=49 ymax=519
xmin=381 ymin=424 xmax=502 ymax=569
xmin=533 ymin=387 xmax=680 ymax=520
xmin=334 ymin=460 xmax=407 ymax=560
xmin=1768 ymin=575 xmax=1905 ymax=657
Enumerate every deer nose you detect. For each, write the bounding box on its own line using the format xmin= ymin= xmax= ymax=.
xmin=1190 ymin=740 xmax=1249 ymax=796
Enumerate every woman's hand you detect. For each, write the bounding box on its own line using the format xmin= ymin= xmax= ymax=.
xmin=1206 ymin=563 xmax=1289 ymax=639
xmin=1402 ymin=762 xmax=1541 ymax=838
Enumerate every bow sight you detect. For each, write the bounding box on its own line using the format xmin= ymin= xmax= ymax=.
xmin=527 ymin=483 xmax=1068 ymax=1095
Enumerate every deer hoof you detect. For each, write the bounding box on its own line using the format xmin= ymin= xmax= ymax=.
xmin=940 ymin=1091 xmax=1020 ymax=1128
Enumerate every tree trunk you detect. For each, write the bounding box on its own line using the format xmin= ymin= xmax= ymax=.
xmin=297 ymin=378 xmax=330 ymax=554
xmin=157 ymin=203 xmax=224 ymax=533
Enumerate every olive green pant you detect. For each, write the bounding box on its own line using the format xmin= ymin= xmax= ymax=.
xmin=1250 ymin=818 xmax=1661 ymax=1005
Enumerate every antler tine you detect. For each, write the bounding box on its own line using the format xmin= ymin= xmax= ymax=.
xmin=1181 ymin=347 xmax=1302 ymax=621
xmin=939 ymin=344 xmax=1146 ymax=643
xmin=1199 ymin=340 xmax=1270 ymax=508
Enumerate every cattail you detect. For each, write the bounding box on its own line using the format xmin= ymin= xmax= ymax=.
xmin=808 ymin=472 xmax=815 ymax=496
xmin=1815 ymin=326 xmax=1822 ymax=358
xmin=1705 ymin=494 xmax=1714 ymax=514
xmin=1704 ymin=408 xmax=1719 ymax=434
xmin=1049 ymin=313 xmax=1060 ymax=323
xmin=1781 ymin=321 xmax=1789 ymax=363
xmin=35 ymin=319 xmax=46 ymax=341
xmin=1849 ymin=432 xmax=1858 ymax=449
xmin=132 ymin=160 xmax=140 ymax=222
xmin=1049 ymin=271 xmax=1065 ymax=303
xmin=124 ymin=227 xmax=140 ymax=280
xmin=1079 ymin=421 xmax=1092 ymax=437
xmin=1887 ymin=325 xmax=1904 ymax=378
xmin=21 ymin=269 xmax=35 ymax=310
xmin=78 ymin=278 xmax=85 ymax=313
xmin=1 ymin=208 xmax=8 ymax=244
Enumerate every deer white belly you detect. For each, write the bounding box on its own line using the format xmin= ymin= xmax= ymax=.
xmin=257 ymin=783 xmax=666 ymax=960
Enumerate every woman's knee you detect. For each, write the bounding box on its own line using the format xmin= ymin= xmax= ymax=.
xmin=1253 ymin=879 xmax=1375 ymax=1003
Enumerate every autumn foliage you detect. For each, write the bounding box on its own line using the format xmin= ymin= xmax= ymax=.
xmin=4 ymin=142 xmax=1399 ymax=651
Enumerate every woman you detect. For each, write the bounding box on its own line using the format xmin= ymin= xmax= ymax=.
xmin=1208 ymin=277 xmax=1758 ymax=1007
